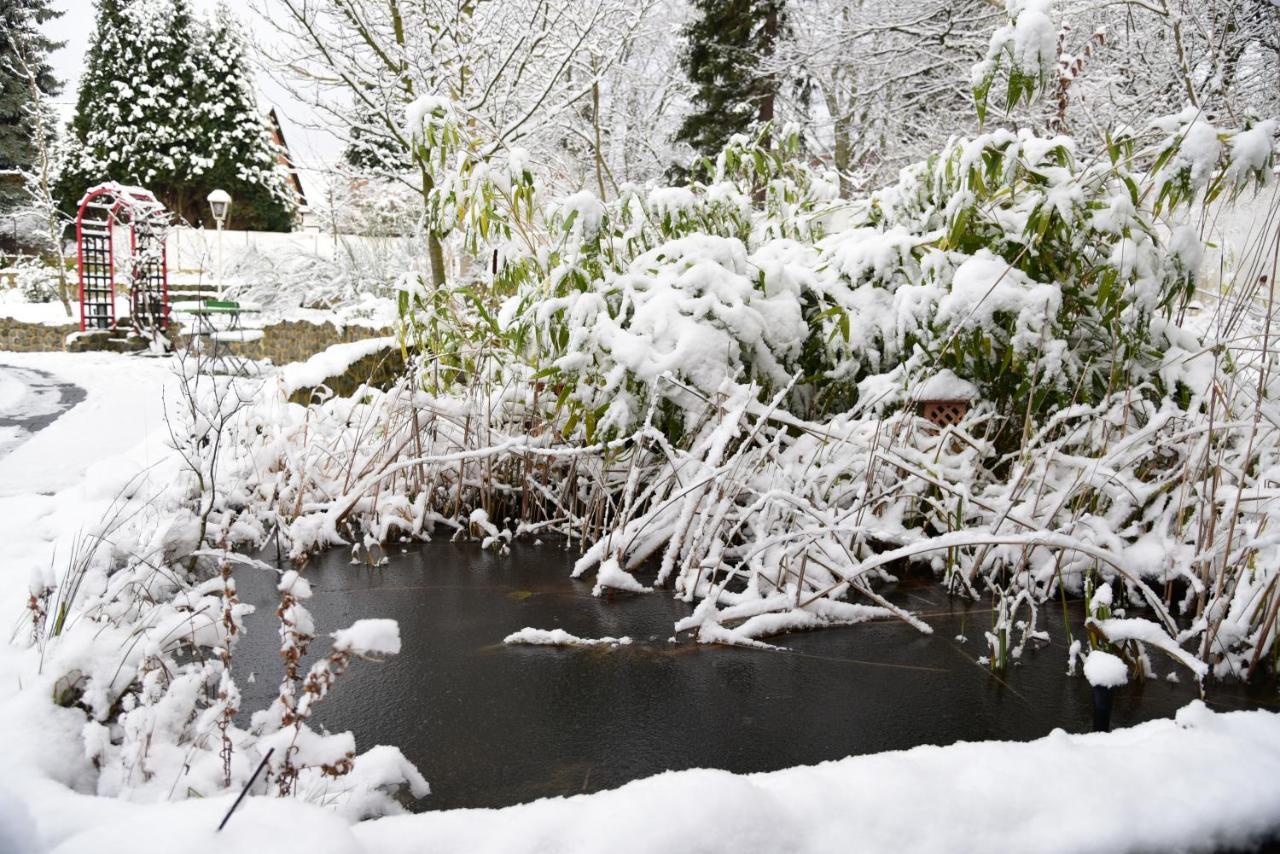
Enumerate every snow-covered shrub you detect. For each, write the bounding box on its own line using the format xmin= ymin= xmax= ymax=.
xmin=399 ymin=93 xmax=1272 ymax=446
xmin=217 ymin=237 xmax=411 ymax=320
xmin=19 ymin=358 xmax=427 ymax=817
xmin=972 ymin=0 xmax=1058 ymax=123
xmin=204 ymin=22 xmax=1280 ymax=702
xmin=1 ymin=254 xmax=69 ymax=305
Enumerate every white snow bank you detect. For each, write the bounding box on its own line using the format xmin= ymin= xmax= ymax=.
xmin=0 ymin=353 xmax=176 ymax=615
xmin=0 ymin=366 xmax=27 ymax=409
xmin=0 ymin=296 xmax=79 ymax=327
xmin=48 ymin=791 xmax=366 ymax=854
xmin=278 ymin=336 xmax=397 ymax=394
xmin=354 ymin=703 xmax=1280 ymax=854
xmin=503 ymin=628 xmax=633 ymax=647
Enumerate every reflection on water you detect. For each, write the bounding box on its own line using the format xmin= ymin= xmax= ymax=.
xmin=234 ymin=541 xmax=1278 ymax=811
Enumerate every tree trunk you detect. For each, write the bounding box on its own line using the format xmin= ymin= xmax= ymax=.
xmin=759 ymin=3 xmax=779 ymax=135
xmin=420 ymin=165 xmax=446 ymax=288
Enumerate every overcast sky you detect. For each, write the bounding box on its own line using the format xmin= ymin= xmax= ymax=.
xmin=43 ymin=0 xmax=343 ymax=205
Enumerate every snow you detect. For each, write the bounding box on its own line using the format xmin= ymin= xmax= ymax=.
xmin=0 ymin=355 xmax=174 ymax=564
xmin=351 ymin=704 xmax=1280 ymax=854
xmin=0 ymin=296 xmax=78 ymax=327
xmin=278 ymin=336 xmax=397 ymax=394
xmin=1009 ymin=0 xmax=1056 ymax=84
xmin=935 ymin=250 xmax=1059 ymax=339
xmin=1083 ymin=651 xmax=1129 ymax=688
xmin=333 ymin=620 xmax=403 ymax=657
xmin=209 ymin=329 xmax=265 ymax=343
xmin=556 ymin=190 xmax=606 ymax=238
xmin=1091 ymin=617 xmax=1210 ymax=680
xmin=973 ymin=0 xmax=1056 ymax=96
xmin=3 ymin=702 xmax=1272 ymax=853
xmin=646 ymin=186 xmax=697 ymax=219
xmin=0 ymin=364 xmax=70 ymax=460
xmin=915 ymin=369 xmax=979 ymax=401
xmin=405 ymin=95 xmax=457 ymax=140
xmin=1227 ymin=120 xmax=1278 ymax=183
xmin=591 ymin=556 xmax=652 ymax=597
xmin=503 ymin=628 xmax=633 ymax=647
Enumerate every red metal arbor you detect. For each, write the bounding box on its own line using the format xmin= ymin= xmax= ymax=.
xmin=76 ymin=183 xmax=171 ymax=334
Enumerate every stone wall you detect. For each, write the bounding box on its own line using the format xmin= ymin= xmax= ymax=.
xmin=288 ymin=343 xmax=406 ymax=405
xmin=0 ymin=314 xmax=394 ymax=366
xmin=0 ymin=316 xmax=77 ymax=352
xmin=228 ymin=320 xmax=395 ymax=366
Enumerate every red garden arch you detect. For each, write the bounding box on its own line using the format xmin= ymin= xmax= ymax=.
xmin=76 ymin=182 xmax=171 ymax=334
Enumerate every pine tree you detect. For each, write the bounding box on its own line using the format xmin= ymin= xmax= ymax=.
xmin=190 ymin=3 xmax=296 ymax=231
xmin=675 ymin=0 xmax=786 ymax=166
xmin=344 ymin=94 xmax=414 ymax=177
xmin=59 ymin=0 xmax=202 ymax=216
xmin=0 ymin=0 xmax=63 ymax=214
xmin=60 ymin=0 xmax=297 ymax=231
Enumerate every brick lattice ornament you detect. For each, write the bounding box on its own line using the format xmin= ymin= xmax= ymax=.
xmin=918 ymin=400 xmax=971 ymax=428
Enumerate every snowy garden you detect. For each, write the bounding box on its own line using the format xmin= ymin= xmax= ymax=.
xmin=3 ymin=0 xmax=1280 ymax=851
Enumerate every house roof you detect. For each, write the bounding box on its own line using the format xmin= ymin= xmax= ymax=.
xmin=263 ymin=106 xmax=309 ymax=209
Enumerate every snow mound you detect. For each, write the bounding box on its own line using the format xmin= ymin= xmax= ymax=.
xmin=503 ymin=628 xmax=633 ymax=647
xmin=279 ymin=337 xmax=397 ymax=394
xmin=353 ymin=704 xmax=1280 ymax=854
xmin=332 ymin=619 xmax=402 ymax=657
xmin=1083 ymin=651 xmax=1128 ymax=688
xmin=915 ymin=369 xmax=979 ymax=401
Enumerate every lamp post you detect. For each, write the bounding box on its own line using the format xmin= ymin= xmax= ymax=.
xmin=207 ymin=189 xmax=232 ymax=299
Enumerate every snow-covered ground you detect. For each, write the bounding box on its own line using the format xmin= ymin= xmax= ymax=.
xmin=0 ymin=352 xmax=176 ymax=588
xmin=0 ymin=349 xmax=1278 ymax=853
xmin=0 ymin=292 xmax=80 ymax=327
xmin=0 ymin=365 xmax=84 ymax=460
xmin=8 ymin=694 xmax=1280 ymax=853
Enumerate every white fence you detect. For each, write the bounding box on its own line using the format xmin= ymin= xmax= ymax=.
xmin=167 ymin=227 xmax=342 ymax=272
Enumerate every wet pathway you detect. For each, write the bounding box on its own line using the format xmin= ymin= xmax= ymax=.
xmin=0 ymin=364 xmax=87 ymax=459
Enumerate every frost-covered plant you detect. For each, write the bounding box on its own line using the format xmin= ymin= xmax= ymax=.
xmin=22 ymin=355 xmax=427 ymax=817
xmin=6 ymin=255 xmax=63 ymax=303
xmin=399 ymin=81 xmax=1273 ymax=446
xmin=214 ymin=10 xmax=1280 ymax=692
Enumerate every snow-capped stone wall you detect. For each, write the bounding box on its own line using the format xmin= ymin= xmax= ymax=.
xmin=0 ymin=314 xmax=394 ymax=370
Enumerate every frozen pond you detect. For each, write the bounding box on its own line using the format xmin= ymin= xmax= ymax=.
xmin=235 ymin=541 xmax=1279 ymax=811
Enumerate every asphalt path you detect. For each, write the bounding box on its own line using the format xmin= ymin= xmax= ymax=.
xmin=0 ymin=363 xmax=87 ymax=460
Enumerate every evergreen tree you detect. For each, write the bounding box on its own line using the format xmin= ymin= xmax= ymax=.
xmin=675 ymin=0 xmax=786 ymax=167
xmin=190 ymin=4 xmax=296 ymax=231
xmin=59 ymin=0 xmax=202 ymax=216
xmin=344 ymin=94 xmax=413 ymax=177
xmin=0 ymin=0 xmax=63 ymax=214
xmin=60 ymin=0 xmax=297 ymax=231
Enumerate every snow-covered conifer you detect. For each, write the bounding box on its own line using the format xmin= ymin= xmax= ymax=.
xmin=60 ymin=0 xmax=296 ymax=230
xmin=0 ymin=0 xmax=63 ymax=214
xmin=60 ymin=0 xmax=203 ymax=217
xmin=191 ymin=3 xmax=297 ymax=231
xmin=675 ymin=0 xmax=786 ymax=168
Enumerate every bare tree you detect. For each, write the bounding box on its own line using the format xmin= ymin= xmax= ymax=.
xmin=4 ymin=43 xmax=73 ymax=314
xmin=770 ymin=0 xmax=999 ymax=194
xmin=254 ymin=0 xmax=656 ymax=286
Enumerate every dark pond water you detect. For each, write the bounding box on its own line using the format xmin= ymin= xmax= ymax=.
xmin=234 ymin=541 xmax=1279 ymax=812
